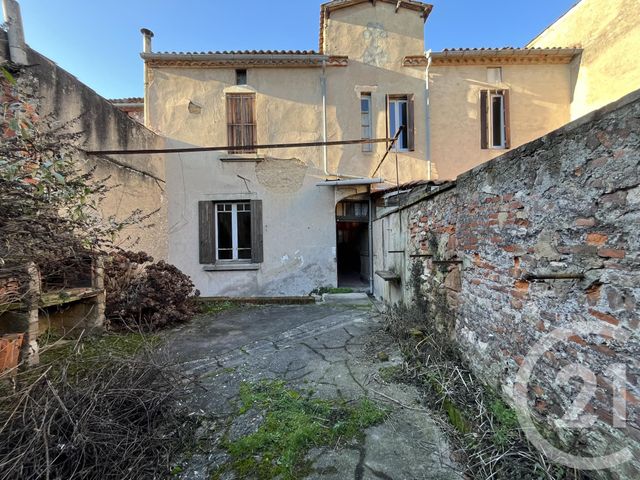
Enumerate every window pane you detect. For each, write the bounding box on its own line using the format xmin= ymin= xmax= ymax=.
xmin=492 ymin=96 xmax=503 ymax=147
xmin=361 ymin=98 xmax=369 ymax=112
xmin=238 ymin=249 xmax=252 ymax=260
xmin=237 ymin=210 xmax=252 ymax=250
xmin=217 ymin=211 xmax=232 ymax=250
xmin=218 ymin=249 xmax=233 ymax=260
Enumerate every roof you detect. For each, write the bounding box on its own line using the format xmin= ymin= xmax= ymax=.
xmin=109 ymin=97 xmax=143 ymax=104
xmin=141 ymin=51 xmax=348 ymax=68
xmin=319 ymin=0 xmax=433 ymax=53
xmin=403 ymin=47 xmax=582 ymax=67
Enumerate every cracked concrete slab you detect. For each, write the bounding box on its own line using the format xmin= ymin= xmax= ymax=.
xmin=165 ymin=304 xmax=463 ymax=480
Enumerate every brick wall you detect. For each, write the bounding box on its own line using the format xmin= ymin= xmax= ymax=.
xmin=378 ymin=90 xmax=640 ymax=479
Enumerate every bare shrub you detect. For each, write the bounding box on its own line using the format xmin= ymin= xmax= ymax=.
xmin=105 ymin=251 xmax=200 ymax=331
xmin=0 ymin=340 xmax=197 ymax=480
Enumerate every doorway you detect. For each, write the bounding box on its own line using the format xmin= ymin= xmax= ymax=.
xmin=336 ymin=200 xmax=370 ymax=291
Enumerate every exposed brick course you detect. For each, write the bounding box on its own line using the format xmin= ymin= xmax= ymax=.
xmin=386 ymin=90 xmax=640 ymax=479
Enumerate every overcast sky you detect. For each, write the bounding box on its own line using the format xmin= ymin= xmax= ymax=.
xmin=16 ymin=0 xmax=577 ymax=99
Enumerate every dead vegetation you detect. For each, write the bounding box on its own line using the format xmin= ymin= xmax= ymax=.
xmin=0 ymin=334 xmax=198 ymax=480
xmin=383 ymin=262 xmax=575 ymax=480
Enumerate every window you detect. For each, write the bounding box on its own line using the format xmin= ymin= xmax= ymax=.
xmin=216 ymin=203 xmax=252 ymax=260
xmin=226 ymin=93 xmax=256 ymax=154
xmin=387 ymin=95 xmax=415 ymax=151
xmin=480 ymin=89 xmax=510 ymax=150
xmin=487 ymin=67 xmax=502 ymax=84
xmin=236 ymin=69 xmax=247 ymax=85
xmin=361 ymin=93 xmax=373 ymax=152
xmin=198 ymin=200 xmax=263 ymax=265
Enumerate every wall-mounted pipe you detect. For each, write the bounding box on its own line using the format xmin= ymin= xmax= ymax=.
xmin=424 ymin=49 xmax=432 ymax=181
xmin=2 ymin=0 xmax=27 ymax=65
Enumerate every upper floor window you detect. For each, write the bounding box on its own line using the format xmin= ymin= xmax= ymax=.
xmin=487 ymin=67 xmax=503 ymax=84
xmin=226 ymin=93 xmax=256 ymax=154
xmin=387 ymin=95 xmax=415 ymax=152
xmin=236 ymin=69 xmax=247 ymax=85
xmin=480 ymin=89 xmax=510 ymax=150
xmin=361 ymin=93 xmax=373 ymax=152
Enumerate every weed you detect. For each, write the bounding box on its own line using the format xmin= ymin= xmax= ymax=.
xmin=378 ymin=364 xmax=403 ymax=383
xmin=214 ymin=380 xmax=387 ymax=479
xmin=200 ymin=301 xmax=236 ymax=315
xmin=310 ymin=286 xmax=354 ymax=295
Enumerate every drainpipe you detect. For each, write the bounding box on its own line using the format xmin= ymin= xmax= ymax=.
xmin=141 ymin=28 xmax=154 ymax=126
xmin=424 ymin=49 xmax=432 ymax=181
xmin=2 ymin=0 xmax=28 ymax=65
xmin=321 ymin=59 xmax=329 ymax=175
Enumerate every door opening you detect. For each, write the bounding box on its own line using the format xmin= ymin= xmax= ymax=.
xmin=336 ymin=200 xmax=370 ymax=291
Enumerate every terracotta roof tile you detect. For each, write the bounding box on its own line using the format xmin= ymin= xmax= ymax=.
xmin=108 ymin=97 xmax=144 ymax=104
xmin=154 ymin=50 xmax=318 ymax=56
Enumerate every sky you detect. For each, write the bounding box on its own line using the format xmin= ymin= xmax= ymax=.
xmin=15 ymin=1 xmax=578 ymax=99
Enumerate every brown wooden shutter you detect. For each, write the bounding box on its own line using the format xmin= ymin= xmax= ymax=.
xmin=198 ymin=201 xmax=216 ymax=264
xmin=480 ymin=90 xmax=488 ymax=149
xmin=502 ymin=89 xmax=511 ymax=149
xmin=226 ymin=94 xmax=256 ymax=154
xmin=407 ymin=94 xmax=415 ymax=151
xmin=250 ymin=199 xmax=263 ymax=264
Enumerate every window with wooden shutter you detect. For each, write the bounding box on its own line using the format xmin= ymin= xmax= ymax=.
xmin=226 ymin=93 xmax=256 ymax=154
xmin=387 ymin=94 xmax=415 ymax=152
xmin=480 ymin=89 xmax=510 ymax=150
xmin=199 ymin=200 xmax=263 ymax=265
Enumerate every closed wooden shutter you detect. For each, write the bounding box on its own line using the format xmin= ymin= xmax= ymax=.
xmin=480 ymin=90 xmax=488 ymax=150
xmin=198 ymin=201 xmax=216 ymax=264
xmin=407 ymin=94 xmax=415 ymax=151
xmin=250 ymin=199 xmax=263 ymax=264
xmin=226 ymin=93 xmax=256 ymax=154
xmin=502 ymin=89 xmax=511 ymax=149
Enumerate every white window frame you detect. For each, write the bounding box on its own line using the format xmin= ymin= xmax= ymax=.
xmin=489 ymin=93 xmax=506 ymax=149
xmin=361 ymin=93 xmax=373 ymax=152
xmin=215 ymin=202 xmax=252 ymax=262
xmin=388 ymin=97 xmax=409 ymax=152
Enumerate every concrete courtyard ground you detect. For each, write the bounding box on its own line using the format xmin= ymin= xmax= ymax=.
xmin=164 ymin=302 xmax=463 ymax=480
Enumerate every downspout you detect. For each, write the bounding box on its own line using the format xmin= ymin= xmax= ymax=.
xmin=368 ymin=192 xmax=374 ymax=295
xmin=425 ymin=49 xmax=432 ymax=181
xmin=321 ymin=60 xmax=329 ymax=175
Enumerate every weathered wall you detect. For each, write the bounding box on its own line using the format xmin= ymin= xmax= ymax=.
xmin=148 ymin=1 xmax=431 ymax=296
xmin=324 ymin=1 xmax=430 ymax=182
xmin=374 ymin=90 xmax=640 ymax=479
xmin=527 ymin=0 xmax=640 ymax=120
xmin=1 ymin=33 xmax=168 ymax=260
xmin=429 ymin=63 xmax=572 ymax=180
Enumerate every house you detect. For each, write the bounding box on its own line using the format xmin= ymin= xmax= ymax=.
xmin=141 ymin=0 xmax=639 ymax=297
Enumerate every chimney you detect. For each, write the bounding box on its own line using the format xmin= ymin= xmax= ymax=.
xmin=141 ymin=28 xmax=154 ymax=53
xmin=2 ymin=0 xmax=27 ymax=64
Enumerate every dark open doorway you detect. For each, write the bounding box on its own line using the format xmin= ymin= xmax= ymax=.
xmin=336 ymin=200 xmax=370 ymax=291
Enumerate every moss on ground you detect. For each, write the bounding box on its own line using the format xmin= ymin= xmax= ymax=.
xmin=212 ymin=380 xmax=387 ymax=480
xmin=37 ymin=332 xmax=162 ymax=377
xmin=378 ymin=364 xmax=403 ymax=383
xmin=200 ymin=301 xmax=237 ymax=315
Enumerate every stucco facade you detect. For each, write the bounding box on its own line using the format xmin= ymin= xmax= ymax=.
xmin=527 ymin=0 xmax=640 ymax=120
xmin=142 ymin=0 xmax=637 ymax=297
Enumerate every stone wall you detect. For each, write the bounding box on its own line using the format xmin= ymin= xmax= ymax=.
xmin=1 ymin=29 xmax=168 ymax=260
xmin=374 ymin=89 xmax=640 ymax=479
